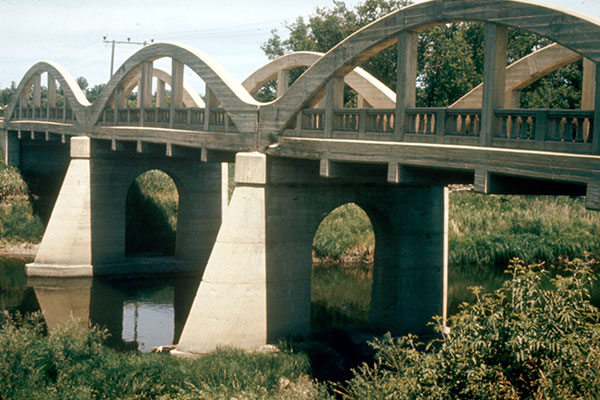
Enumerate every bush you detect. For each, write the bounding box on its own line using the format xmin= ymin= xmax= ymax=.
xmin=342 ymin=259 xmax=600 ymax=399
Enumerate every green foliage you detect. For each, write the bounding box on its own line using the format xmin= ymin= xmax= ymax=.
xmin=313 ymin=203 xmax=374 ymax=261
xmin=0 ymin=164 xmax=44 ymax=244
xmin=0 ymin=312 xmax=321 ymax=399
xmin=126 ymin=170 xmax=178 ymax=256
xmin=0 ymin=163 xmax=28 ymax=199
xmin=342 ymin=259 xmax=600 ymax=399
xmin=0 ymin=81 xmax=17 ymax=107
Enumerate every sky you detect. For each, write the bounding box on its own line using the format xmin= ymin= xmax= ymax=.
xmin=1 ymin=0 xmax=599 ymax=93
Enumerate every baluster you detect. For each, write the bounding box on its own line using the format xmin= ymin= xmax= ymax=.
xmin=569 ymin=118 xmax=579 ymax=142
xmin=457 ymin=115 xmax=463 ymax=134
xmin=465 ymin=115 xmax=472 ymax=135
xmin=390 ymin=114 xmax=395 ymax=132
xmin=430 ymin=113 xmax=436 ymax=134
xmin=415 ymin=114 xmax=421 ymax=134
xmin=583 ymin=118 xmax=591 ymax=143
xmin=526 ymin=117 xmax=534 ymax=140
xmin=560 ymin=117 xmax=567 ymax=141
xmin=506 ymin=115 xmax=512 ymax=138
xmin=573 ymin=117 xmax=582 ymax=142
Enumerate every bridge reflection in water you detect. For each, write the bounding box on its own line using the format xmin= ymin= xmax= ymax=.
xmin=22 ymin=259 xmax=201 ymax=352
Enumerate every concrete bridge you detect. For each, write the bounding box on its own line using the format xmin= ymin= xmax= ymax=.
xmin=1 ymin=0 xmax=600 ymax=355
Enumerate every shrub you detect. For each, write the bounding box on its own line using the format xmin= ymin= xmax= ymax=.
xmin=342 ymin=259 xmax=600 ymax=399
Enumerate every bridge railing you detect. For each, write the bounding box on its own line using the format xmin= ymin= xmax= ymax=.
xmin=10 ymin=106 xmax=75 ymax=123
xmin=292 ymin=107 xmax=595 ymax=153
xmin=97 ymin=107 xmax=238 ymax=133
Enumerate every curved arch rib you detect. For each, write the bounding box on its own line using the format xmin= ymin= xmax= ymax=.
xmin=242 ymin=51 xmax=395 ymax=108
xmin=89 ymin=42 xmax=260 ymax=132
xmin=5 ymin=61 xmax=90 ymax=124
xmin=120 ymin=66 xmax=205 ymax=108
xmin=262 ymin=0 xmax=600 ymax=135
xmin=451 ymin=43 xmax=582 ymax=108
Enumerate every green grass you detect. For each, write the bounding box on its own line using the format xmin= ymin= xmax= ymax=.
xmin=0 ymin=312 xmax=329 ymax=400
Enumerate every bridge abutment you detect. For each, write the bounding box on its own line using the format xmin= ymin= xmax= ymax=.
xmin=175 ymin=152 xmax=448 ymax=355
xmin=26 ymin=136 xmax=224 ymax=277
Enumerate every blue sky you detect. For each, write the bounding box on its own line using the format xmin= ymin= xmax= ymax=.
xmin=0 ymin=0 xmax=598 ymax=92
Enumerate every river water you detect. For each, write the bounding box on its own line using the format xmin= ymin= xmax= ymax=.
xmin=2 ymin=256 xmax=599 ymax=352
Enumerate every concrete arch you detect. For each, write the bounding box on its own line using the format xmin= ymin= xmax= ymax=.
xmin=89 ymin=42 xmax=260 ymax=132
xmin=263 ymin=0 xmax=600 ymax=134
xmin=451 ymin=43 xmax=582 ymax=108
xmin=242 ymin=51 xmax=395 ymax=108
xmin=5 ymin=61 xmax=90 ymax=123
xmin=121 ymin=66 xmax=205 ymax=108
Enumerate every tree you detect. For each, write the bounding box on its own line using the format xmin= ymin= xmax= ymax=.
xmin=76 ymin=76 xmax=89 ymax=92
xmin=0 ymin=82 xmax=17 ymax=107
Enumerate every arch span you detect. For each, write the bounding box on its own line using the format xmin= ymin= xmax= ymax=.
xmin=263 ymin=0 xmax=600 ymax=134
xmin=89 ymin=42 xmax=261 ymax=132
xmin=242 ymin=51 xmax=395 ymax=108
xmin=120 ymin=66 xmax=205 ymax=108
xmin=5 ymin=61 xmax=90 ymax=124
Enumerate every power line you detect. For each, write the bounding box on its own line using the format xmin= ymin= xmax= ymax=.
xmin=102 ymin=36 xmax=154 ymax=79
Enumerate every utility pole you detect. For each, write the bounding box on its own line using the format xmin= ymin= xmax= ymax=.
xmin=102 ymin=36 xmax=155 ymax=78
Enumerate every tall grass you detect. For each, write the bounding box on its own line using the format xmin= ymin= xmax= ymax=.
xmin=0 ymin=312 xmax=328 ymax=400
xmin=450 ymin=191 xmax=600 ymax=266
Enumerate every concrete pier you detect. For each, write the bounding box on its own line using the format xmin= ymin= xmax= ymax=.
xmin=175 ymin=152 xmax=448 ymax=354
xmin=26 ymin=137 xmax=224 ymax=277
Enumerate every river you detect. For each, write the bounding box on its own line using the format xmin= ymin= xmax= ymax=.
xmin=1 ymin=256 xmax=598 ymax=352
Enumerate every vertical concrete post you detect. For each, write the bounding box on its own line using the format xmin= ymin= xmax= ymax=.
xmin=394 ymin=31 xmax=418 ymax=139
xmin=170 ymin=59 xmax=184 ymax=128
xmin=204 ymin=87 xmax=218 ymax=131
xmin=47 ymin=75 xmax=56 ymax=120
xmin=582 ymin=58 xmax=596 ymax=110
xmin=593 ymin=63 xmax=600 ymax=154
xmin=481 ymin=23 xmax=508 ymax=147
xmin=33 ymin=73 xmax=42 ymax=108
xmin=369 ymin=186 xmax=448 ymax=337
xmin=276 ymin=69 xmax=289 ymax=99
xmin=324 ymin=76 xmax=344 ymax=138
xmin=139 ymin=61 xmax=153 ymax=126
xmin=156 ymin=80 xmax=166 ymax=108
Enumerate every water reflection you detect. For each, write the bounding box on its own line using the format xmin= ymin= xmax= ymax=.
xmin=0 ymin=256 xmax=201 ymax=352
